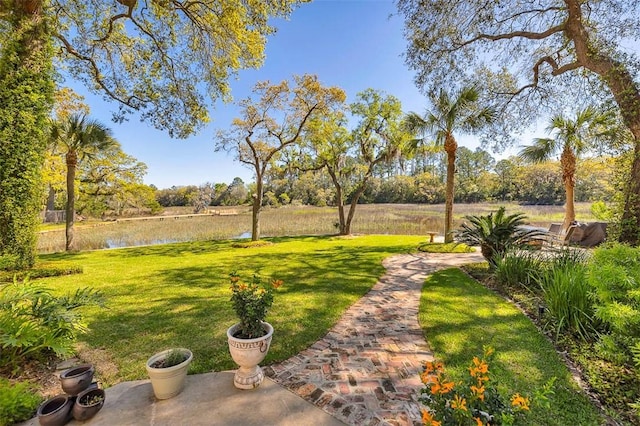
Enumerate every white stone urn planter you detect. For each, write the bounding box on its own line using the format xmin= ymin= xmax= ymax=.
xmin=145 ymin=348 xmax=193 ymax=399
xmin=227 ymin=322 xmax=273 ymax=389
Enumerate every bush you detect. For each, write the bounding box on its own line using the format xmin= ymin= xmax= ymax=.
xmin=0 ymin=378 xmax=42 ymax=426
xmin=586 ymin=244 xmax=640 ymax=364
xmin=0 ymin=276 xmax=104 ymax=370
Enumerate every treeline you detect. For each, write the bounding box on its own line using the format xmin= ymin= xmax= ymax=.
xmin=156 ymin=148 xmax=615 ymax=208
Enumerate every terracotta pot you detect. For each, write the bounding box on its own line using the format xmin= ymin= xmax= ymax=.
xmin=36 ymin=394 xmax=72 ymax=426
xmin=59 ymin=364 xmax=95 ymax=396
xmin=72 ymin=388 xmax=105 ymax=421
xmin=145 ymin=348 xmax=193 ymax=399
xmin=227 ymin=322 xmax=273 ymax=389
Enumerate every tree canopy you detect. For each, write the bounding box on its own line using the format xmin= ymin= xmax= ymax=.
xmin=397 ymin=0 xmax=640 ymax=243
xmin=29 ymin=0 xmax=305 ymax=138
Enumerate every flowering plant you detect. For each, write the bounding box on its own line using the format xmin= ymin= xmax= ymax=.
xmin=419 ymin=347 xmax=554 ymax=426
xmin=229 ymin=271 xmax=282 ymax=339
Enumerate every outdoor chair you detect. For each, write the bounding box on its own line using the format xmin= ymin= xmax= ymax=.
xmin=545 ymin=223 xmax=577 ymax=247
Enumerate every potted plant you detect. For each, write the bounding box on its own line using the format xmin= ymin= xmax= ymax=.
xmin=227 ymin=271 xmax=282 ymax=389
xmin=145 ymin=348 xmax=193 ymax=399
xmin=72 ymin=387 xmax=105 ymax=421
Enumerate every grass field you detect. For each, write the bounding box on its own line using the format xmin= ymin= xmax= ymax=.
xmin=25 ymin=235 xmax=606 ymax=425
xmin=419 ymin=268 xmax=603 ymax=425
xmin=37 ymin=202 xmax=596 ymax=253
xmin=37 ymin=235 xmax=425 ymax=384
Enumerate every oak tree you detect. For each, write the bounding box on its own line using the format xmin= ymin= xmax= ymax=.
xmin=217 ymin=75 xmax=345 ymax=241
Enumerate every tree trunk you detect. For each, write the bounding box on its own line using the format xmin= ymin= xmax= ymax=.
xmin=560 ymin=147 xmax=577 ymax=230
xmin=443 ymin=134 xmax=457 ymax=243
xmin=566 ymin=0 xmax=640 ymax=244
xmin=328 ymin=167 xmax=348 ymax=235
xmin=46 ymin=185 xmax=56 ymax=211
xmin=65 ymin=151 xmax=77 ymax=251
xmin=619 ymin=142 xmax=640 ymax=245
xmin=251 ymin=176 xmax=263 ymax=241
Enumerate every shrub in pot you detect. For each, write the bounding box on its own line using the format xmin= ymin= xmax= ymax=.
xmin=227 ymin=271 xmax=282 ymax=389
xmin=145 ymin=348 xmax=193 ymax=399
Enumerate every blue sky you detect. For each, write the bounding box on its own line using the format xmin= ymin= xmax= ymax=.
xmin=67 ymin=0 xmax=484 ymax=189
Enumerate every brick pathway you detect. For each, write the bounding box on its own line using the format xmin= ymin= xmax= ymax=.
xmin=264 ymin=251 xmax=485 ymax=426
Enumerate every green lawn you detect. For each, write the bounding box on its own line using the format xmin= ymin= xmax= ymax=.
xmin=419 ymin=268 xmax=603 ymax=425
xmin=36 ymin=235 xmax=425 ymax=384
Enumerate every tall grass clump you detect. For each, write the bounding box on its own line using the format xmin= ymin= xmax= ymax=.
xmin=536 ymin=256 xmax=594 ymax=340
xmin=493 ymin=249 xmax=543 ymax=290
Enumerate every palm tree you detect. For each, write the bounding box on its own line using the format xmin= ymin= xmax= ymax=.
xmin=456 ymin=207 xmax=545 ymax=268
xmin=404 ymin=86 xmax=495 ymax=242
xmin=49 ymin=114 xmax=116 ymax=251
xmin=519 ymin=107 xmax=613 ymax=231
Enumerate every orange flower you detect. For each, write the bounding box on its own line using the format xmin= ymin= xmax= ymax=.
xmin=421 ymin=409 xmax=441 ymax=426
xmin=471 ymin=384 xmax=485 ymax=401
xmin=511 ymin=393 xmax=530 ymax=411
xmin=424 ymin=361 xmax=435 ymax=374
xmin=422 ymin=370 xmax=440 ymax=386
xmin=451 ymin=394 xmax=467 ymax=412
xmin=474 ymin=417 xmax=483 ymax=426
xmin=430 ymin=381 xmax=442 ymax=395
xmin=440 ymin=381 xmax=455 ymax=394
xmin=271 ymin=279 xmax=283 ymax=289
xmin=230 ymin=276 xmax=240 ymax=283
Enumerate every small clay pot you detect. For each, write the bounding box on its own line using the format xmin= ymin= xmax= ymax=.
xmin=59 ymin=364 xmax=95 ymax=396
xmin=36 ymin=394 xmax=72 ymax=426
xmin=72 ymin=387 xmax=105 ymax=421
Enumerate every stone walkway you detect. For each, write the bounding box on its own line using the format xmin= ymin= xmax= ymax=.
xmin=264 ymin=251 xmax=485 ymax=426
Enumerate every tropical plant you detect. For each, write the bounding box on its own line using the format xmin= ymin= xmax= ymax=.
xmin=403 ymin=85 xmax=495 ymax=242
xmin=519 ymin=107 xmax=614 ymax=230
xmin=49 ymin=113 xmax=117 ymax=251
xmin=0 ymin=276 xmax=104 ymax=370
xmin=419 ymin=347 xmax=554 ymax=425
xmin=455 ymin=207 xmax=544 ymax=268
xmin=229 ymin=271 xmax=282 ymax=339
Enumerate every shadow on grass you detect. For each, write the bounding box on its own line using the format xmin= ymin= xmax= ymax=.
xmin=419 ymin=268 xmax=602 ymax=426
xmin=74 ymin=235 xmax=420 ymax=382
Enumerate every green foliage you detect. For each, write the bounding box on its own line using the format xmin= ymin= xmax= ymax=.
xmin=162 ymin=349 xmax=188 ymax=368
xmin=0 ymin=264 xmax=83 ymax=283
xmin=493 ymin=250 xmax=542 ymax=290
xmin=229 ymin=271 xmax=282 ymax=339
xmin=455 ymin=207 xmax=544 ymax=268
xmin=0 ymin=8 xmax=55 ymax=269
xmin=586 ymin=244 xmax=640 ymax=366
xmin=536 ymin=260 xmax=594 ymax=341
xmin=0 ymin=378 xmax=41 ymax=426
xmin=590 ymin=200 xmax=614 ymax=221
xmin=0 ymin=276 xmax=104 ymax=369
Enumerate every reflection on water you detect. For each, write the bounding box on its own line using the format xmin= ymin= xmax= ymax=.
xmin=105 ymin=238 xmax=180 ymax=249
xmin=233 ymin=232 xmax=251 ymax=239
